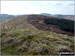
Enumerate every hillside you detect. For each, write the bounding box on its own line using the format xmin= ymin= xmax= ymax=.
xmin=0 ymin=15 xmax=74 ymax=36
xmin=0 ymin=15 xmax=36 ymax=30
xmin=0 ymin=29 xmax=74 ymax=55
xmin=27 ymin=15 xmax=74 ymax=36
xmin=0 ymin=15 xmax=74 ymax=55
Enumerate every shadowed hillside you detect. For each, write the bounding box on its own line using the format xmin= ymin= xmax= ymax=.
xmin=27 ymin=15 xmax=74 ymax=36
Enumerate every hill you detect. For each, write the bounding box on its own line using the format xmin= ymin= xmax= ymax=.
xmin=0 ymin=15 xmax=74 ymax=36
xmin=0 ymin=14 xmax=15 ymax=22
xmin=0 ymin=14 xmax=74 ymax=55
xmin=41 ymin=13 xmax=75 ymax=21
xmin=41 ymin=13 xmax=52 ymax=16
xmin=52 ymin=15 xmax=75 ymax=21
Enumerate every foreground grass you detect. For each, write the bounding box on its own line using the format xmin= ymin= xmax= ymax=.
xmin=1 ymin=29 xmax=74 ymax=55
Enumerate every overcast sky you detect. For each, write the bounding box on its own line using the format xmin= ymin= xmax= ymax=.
xmin=1 ymin=1 xmax=74 ymax=15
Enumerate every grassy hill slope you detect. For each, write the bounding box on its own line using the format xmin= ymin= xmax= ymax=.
xmin=0 ymin=15 xmax=74 ymax=55
xmin=1 ymin=29 xmax=74 ymax=55
xmin=0 ymin=15 xmax=36 ymax=30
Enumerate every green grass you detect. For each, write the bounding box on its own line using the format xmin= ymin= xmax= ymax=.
xmin=1 ymin=29 xmax=74 ymax=55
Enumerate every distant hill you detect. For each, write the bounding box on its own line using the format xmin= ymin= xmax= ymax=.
xmin=53 ymin=15 xmax=75 ymax=21
xmin=0 ymin=14 xmax=75 ymax=22
xmin=0 ymin=14 xmax=15 ymax=22
xmin=40 ymin=13 xmax=75 ymax=21
xmin=41 ymin=13 xmax=52 ymax=16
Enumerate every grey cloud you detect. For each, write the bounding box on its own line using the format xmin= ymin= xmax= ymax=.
xmin=56 ymin=3 xmax=62 ymax=6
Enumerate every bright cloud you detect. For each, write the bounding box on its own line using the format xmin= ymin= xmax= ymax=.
xmin=1 ymin=1 xmax=74 ymax=15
